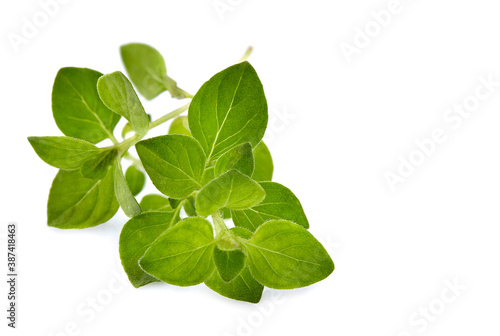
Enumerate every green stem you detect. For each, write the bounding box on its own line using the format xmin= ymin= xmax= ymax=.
xmin=108 ymin=132 xmax=119 ymax=145
xmin=212 ymin=211 xmax=229 ymax=236
xmin=171 ymin=199 xmax=187 ymax=225
xmin=149 ymin=102 xmax=190 ymax=129
xmin=116 ymin=102 xmax=191 ymax=155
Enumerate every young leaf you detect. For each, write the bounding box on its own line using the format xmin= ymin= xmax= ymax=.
xmin=205 ymin=267 xmax=263 ymax=304
xmin=28 ymin=136 xmax=99 ymax=170
xmin=80 ymin=147 xmax=118 ymax=180
xmin=168 ymin=116 xmax=191 ymax=135
xmin=139 ymin=194 xmax=173 ymax=212
xmin=168 ymin=198 xmax=182 ymax=209
xmin=213 ymin=246 xmax=246 ymax=282
xmin=97 ymin=71 xmax=149 ymax=136
xmin=120 ymin=43 xmax=168 ymax=100
xmin=252 ymin=141 xmax=273 ymax=181
xmin=184 ymin=196 xmax=197 ymax=217
xmin=52 ymin=67 xmax=120 ymax=144
xmin=240 ymin=220 xmax=334 ymax=289
xmin=205 ymin=227 xmax=263 ymax=303
xmin=48 ymin=169 xmax=119 ymax=229
xmin=119 ymin=211 xmax=180 ymax=288
xmin=125 ymin=165 xmax=145 ymax=196
xmin=140 ymin=217 xmax=216 ymax=286
xmin=214 ymin=142 xmax=254 ymax=177
xmin=188 ymin=61 xmax=268 ymax=162
xmin=220 ymin=207 xmax=232 ymax=219
xmin=114 ymin=161 xmax=141 ymax=218
xmin=232 ymin=182 xmax=309 ymax=231
xmin=120 ymin=43 xmax=189 ymax=99
xmin=195 ymin=170 xmax=266 ymax=217
xmin=136 ymin=135 xmax=206 ymax=199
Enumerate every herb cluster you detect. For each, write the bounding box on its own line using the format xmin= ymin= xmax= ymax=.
xmin=29 ymin=43 xmax=334 ymax=303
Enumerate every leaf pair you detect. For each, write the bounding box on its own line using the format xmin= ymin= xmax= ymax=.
xmin=120 ymin=216 xmax=333 ymax=302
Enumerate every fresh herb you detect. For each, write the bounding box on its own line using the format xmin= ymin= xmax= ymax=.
xmin=29 ymin=43 xmax=334 ymax=303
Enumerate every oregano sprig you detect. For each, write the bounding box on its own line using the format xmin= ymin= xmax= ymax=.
xmin=29 ymin=43 xmax=334 ymax=303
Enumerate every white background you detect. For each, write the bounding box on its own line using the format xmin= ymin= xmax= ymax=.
xmin=2 ymin=0 xmax=500 ymax=335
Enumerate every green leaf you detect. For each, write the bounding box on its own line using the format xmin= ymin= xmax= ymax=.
xmin=140 ymin=217 xmax=216 ymax=286
xmin=97 ymin=71 xmax=149 ymax=136
xmin=114 ymin=161 xmax=141 ymax=218
xmin=205 ymin=267 xmax=263 ymax=304
xmin=28 ymin=136 xmax=99 ymax=170
xmin=214 ymin=142 xmax=254 ymax=177
xmin=240 ymin=220 xmax=334 ymax=289
xmin=120 ymin=43 xmax=168 ymax=100
xmin=220 ymin=207 xmax=232 ymax=219
xmin=232 ymin=182 xmax=309 ymax=231
xmin=139 ymin=194 xmax=173 ymax=212
xmin=184 ymin=196 xmax=197 ymax=217
xmin=205 ymin=227 xmax=263 ymax=303
xmin=48 ymin=169 xmax=119 ymax=229
xmin=213 ymin=246 xmax=246 ymax=282
xmin=122 ymin=114 xmax=152 ymax=139
xmin=52 ymin=67 xmax=120 ymax=144
xmin=252 ymin=142 xmax=273 ymax=181
xmin=120 ymin=43 xmax=189 ymax=99
xmin=119 ymin=211 xmax=180 ymax=288
xmin=168 ymin=198 xmax=182 ymax=209
xmin=80 ymin=147 xmax=118 ymax=180
xmin=230 ymin=227 xmax=253 ymax=239
xmin=125 ymin=165 xmax=145 ymax=196
xmin=188 ymin=61 xmax=268 ymax=162
xmin=195 ymin=170 xmax=266 ymax=217
xmin=168 ymin=116 xmax=191 ymax=135
xmin=136 ymin=135 xmax=206 ymax=199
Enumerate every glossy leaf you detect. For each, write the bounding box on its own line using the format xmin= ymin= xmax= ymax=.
xmin=28 ymin=136 xmax=98 ymax=170
xmin=232 ymin=182 xmax=308 ymax=231
xmin=52 ymin=67 xmax=120 ymax=144
xmin=125 ymin=165 xmax=145 ymax=196
xmin=195 ymin=170 xmax=266 ymax=217
xmin=139 ymin=194 xmax=173 ymax=212
xmin=214 ymin=142 xmax=254 ymax=177
xmin=188 ymin=61 xmax=268 ymax=162
xmin=114 ymin=161 xmax=141 ymax=218
xmin=97 ymin=71 xmax=149 ymax=136
xmin=140 ymin=217 xmax=216 ymax=286
xmin=252 ymin=142 xmax=273 ymax=181
xmin=80 ymin=147 xmax=118 ymax=180
xmin=136 ymin=135 xmax=206 ymax=199
xmin=47 ymin=169 xmax=119 ymax=229
xmin=241 ymin=220 xmax=334 ymax=289
xmin=119 ymin=211 xmax=180 ymax=287
xmin=168 ymin=116 xmax=191 ymax=135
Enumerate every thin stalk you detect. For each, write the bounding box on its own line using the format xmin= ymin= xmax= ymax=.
xmin=171 ymin=199 xmax=187 ymax=226
xmin=149 ymin=102 xmax=190 ymax=129
xmin=212 ymin=211 xmax=229 ymax=236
